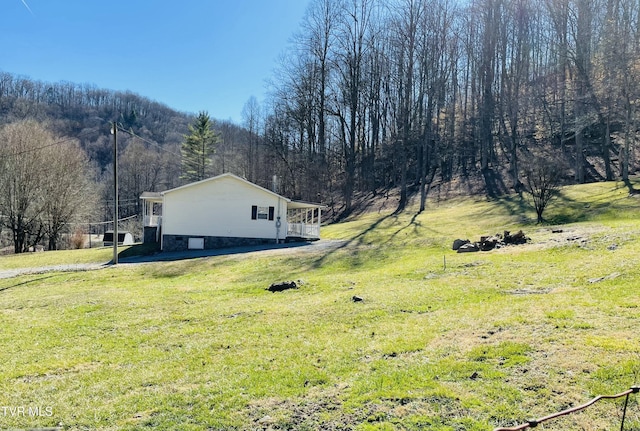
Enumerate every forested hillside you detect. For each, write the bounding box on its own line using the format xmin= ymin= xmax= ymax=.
xmin=259 ymin=0 xmax=640 ymax=214
xmin=0 ymin=72 xmax=254 ymax=251
xmin=2 ymin=0 xmax=640 ymax=252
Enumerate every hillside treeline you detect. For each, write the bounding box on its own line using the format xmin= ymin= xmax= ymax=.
xmin=255 ymin=0 xmax=640 ymax=214
xmin=0 ymin=72 xmax=256 ymax=251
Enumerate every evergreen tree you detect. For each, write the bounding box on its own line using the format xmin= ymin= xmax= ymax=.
xmin=181 ymin=111 xmax=218 ymax=182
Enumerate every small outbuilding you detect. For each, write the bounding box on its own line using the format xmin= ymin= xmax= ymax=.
xmin=141 ymin=173 xmax=325 ymax=252
xmin=103 ymin=231 xmax=135 ymax=246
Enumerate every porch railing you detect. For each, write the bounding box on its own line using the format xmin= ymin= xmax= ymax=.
xmin=287 ymin=222 xmax=320 ymax=239
xmin=144 ymin=215 xmax=162 ymax=227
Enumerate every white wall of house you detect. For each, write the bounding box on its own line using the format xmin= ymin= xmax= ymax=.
xmin=162 ymin=175 xmax=289 ymax=240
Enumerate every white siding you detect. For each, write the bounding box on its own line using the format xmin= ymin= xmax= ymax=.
xmin=162 ymin=176 xmax=288 ymax=240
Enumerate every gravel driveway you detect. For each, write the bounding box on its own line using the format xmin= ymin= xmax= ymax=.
xmin=0 ymin=240 xmax=349 ymax=280
xmin=0 ymin=263 xmax=108 ymax=280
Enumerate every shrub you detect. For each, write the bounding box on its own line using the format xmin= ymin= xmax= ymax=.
xmin=70 ymin=227 xmax=86 ymax=249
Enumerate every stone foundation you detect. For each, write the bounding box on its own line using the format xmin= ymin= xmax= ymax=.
xmin=162 ymin=234 xmax=277 ymax=252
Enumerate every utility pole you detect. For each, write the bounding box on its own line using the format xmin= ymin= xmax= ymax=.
xmin=112 ymin=122 xmax=118 ymax=264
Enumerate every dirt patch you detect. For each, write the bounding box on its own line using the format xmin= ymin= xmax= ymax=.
xmin=245 ymin=383 xmax=362 ymax=430
xmin=507 ymin=288 xmax=553 ymax=295
xmin=488 ymin=225 xmax=607 ymax=254
xmin=245 ymin=385 xmax=479 ymax=430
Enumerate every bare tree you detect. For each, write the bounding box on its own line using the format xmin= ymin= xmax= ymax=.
xmin=41 ymin=139 xmax=96 ymax=250
xmin=0 ymin=120 xmax=95 ymax=252
xmin=525 ymin=156 xmax=564 ymax=223
xmin=416 ymin=0 xmax=459 ymax=211
xmin=331 ymin=0 xmax=374 ymax=214
xmin=301 ymin=0 xmax=340 ymax=159
xmin=118 ymin=137 xmax=163 ymax=218
xmin=0 ymin=121 xmax=51 ymax=252
xmin=242 ymin=96 xmax=261 ymax=182
xmin=478 ymin=0 xmax=501 ymax=172
xmin=499 ymin=0 xmax=534 ymax=191
xmin=598 ymin=0 xmax=640 ymax=180
xmin=572 ymin=0 xmax=594 ymax=183
xmin=390 ymin=0 xmax=423 ymax=211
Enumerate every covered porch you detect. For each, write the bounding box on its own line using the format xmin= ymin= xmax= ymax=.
xmin=286 ymin=201 xmax=325 ymax=240
xmin=140 ymin=192 xmax=163 ymax=243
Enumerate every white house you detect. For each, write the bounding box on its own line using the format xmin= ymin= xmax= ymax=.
xmin=140 ymin=173 xmax=325 ymax=252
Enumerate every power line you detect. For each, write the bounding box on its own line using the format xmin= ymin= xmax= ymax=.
xmin=0 ymin=213 xmax=138 ymax=224
xmin=116 ymin=125 xmax=182 ymax=158
xmin=2 ymin=121 xmax=181 ymax=159
xmin=64 ymin=214 xmax=138 ymax=226
xmin=4 ymin=129 xmax=96 ymax=157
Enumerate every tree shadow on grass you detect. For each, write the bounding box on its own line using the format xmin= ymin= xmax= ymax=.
xmin=623 ymin=178 xmax=640 ymax=195
xmin=492 ymin=179 xmax=640 ymax=226
xmin=309 ymin=210 xmax=433 ymax=270
xmin=484 ymin=194 xmax=534 ymax=224
xmin=482 ymin=168 xmax=510 ymax=198
xmin=536 ymin=189 xmax=617 ymax=225
xmin=310 ymin=212 xmax=398 ymax=268
xmin=387 ymin=212 xmax=437 ymax=242
xmin=0 ymin=275 xmax=56 ymax=294
xmin=468 ymin=190 xmax=585 ymax=226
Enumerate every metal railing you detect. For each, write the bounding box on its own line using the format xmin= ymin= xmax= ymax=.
xmin=494 ymin=386 xmax=639 ymax=431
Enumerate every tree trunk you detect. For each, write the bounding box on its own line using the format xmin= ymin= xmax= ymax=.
xmin=480 ymin=0 xmax=498 ymax=171
xmin=574 ymin=0 xmax=591 ymax=184
xmin=621 ymin=98 xmax=631 ymax=180
xmin=603 ymin=118 xmax=613 ymax=181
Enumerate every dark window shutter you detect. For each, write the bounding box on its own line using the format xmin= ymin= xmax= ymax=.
xmin=251 ymin=205 xmax=257 ymax=220
xmin=268 ymin=206 xmax=275 ymax=221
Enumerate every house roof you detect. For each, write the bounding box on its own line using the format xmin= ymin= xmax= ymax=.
xmin=288 ymin=200 xmax=327 ymax=210
xmin=142 ymin=173 xmax=326 ymax=209
xmin=140 ymin=191 xmax=162 ymax=202
xmin=162 ymin=173 xmax=291 ymax=201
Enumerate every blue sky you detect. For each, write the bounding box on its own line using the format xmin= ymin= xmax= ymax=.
xmin=1 ymin=0 xmax=309 ymax=123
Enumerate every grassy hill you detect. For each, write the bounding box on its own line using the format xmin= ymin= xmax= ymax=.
xmin=1 ymin=181 xmax=639 ymax=430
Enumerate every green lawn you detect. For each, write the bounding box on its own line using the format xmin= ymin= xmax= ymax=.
xmin=1 ymin=180 xmax=639 ymax=430
xmin=0 ymin=246 xmax=114 ymax=269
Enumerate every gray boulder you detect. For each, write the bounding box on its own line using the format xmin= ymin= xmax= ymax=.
xmin=479 ymin=236 xmax=500 ymax=251
xmin=457 ymin=243 xmax=480 ymax=253
xmin=452 ymin=239 xmax=470 ymax=250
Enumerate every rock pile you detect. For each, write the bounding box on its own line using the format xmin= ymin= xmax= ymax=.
xmin=453 ymin=230 xmax=529 ymax=253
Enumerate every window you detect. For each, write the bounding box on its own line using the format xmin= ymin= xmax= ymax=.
xmin=251 ymin=205 xmax=276 ymax=221
xmin=251 ymin=205 xmax=268 ymax=220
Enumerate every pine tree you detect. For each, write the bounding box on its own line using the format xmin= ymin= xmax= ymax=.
xmin=181 ymin=111 xmax=218 ymax=182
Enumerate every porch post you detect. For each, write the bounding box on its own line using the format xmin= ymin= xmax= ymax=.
xmin=142 ymin=200 xmax=148 ymax=226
